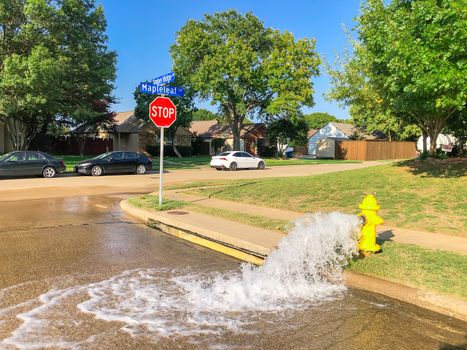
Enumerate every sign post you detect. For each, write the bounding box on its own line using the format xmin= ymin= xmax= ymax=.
xmin=148 ymin=96 xmax=177 ymax=206
xmin=159 ymin=127 xmax=164 ymax=206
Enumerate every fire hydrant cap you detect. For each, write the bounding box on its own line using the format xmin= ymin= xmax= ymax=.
xmin=359 ymin=194 xmax=380 ymax=211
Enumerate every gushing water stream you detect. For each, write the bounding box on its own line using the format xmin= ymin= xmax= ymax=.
xmin=2 ymin=212 xmax=362 ymax=347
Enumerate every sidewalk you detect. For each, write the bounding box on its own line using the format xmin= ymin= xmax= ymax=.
xmin=165 ymin=190 xmax=467 ymax=255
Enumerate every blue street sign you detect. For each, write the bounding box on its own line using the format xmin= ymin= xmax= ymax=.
xmin=140 ymin=83 xmax=185 ymax=97
xmin=152 ymin=72 xmax=175 ymax=86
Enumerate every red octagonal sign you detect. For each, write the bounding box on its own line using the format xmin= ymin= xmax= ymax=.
xmin=149 ymin=96 xmax=177 ymax=128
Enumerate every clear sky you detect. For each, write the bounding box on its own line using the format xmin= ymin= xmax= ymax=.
xmin=98 ymin=0 xmax=361 ymax=119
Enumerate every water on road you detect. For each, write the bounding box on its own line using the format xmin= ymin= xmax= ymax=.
xmin=0 ymin=195 xmax=465 ymax=349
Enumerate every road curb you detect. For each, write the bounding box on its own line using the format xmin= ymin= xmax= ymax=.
xmin=343 ymin=271 xmax=467 ymax=322
xmin=120 ymin=200 xmax=266 ymax=265
xmin=120 ymin=199 xmax=467 ymax=322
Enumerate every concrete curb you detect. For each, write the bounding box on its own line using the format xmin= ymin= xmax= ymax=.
xmin=120 ymin=199 xmax=467 ymax=322
xmin=344 ymin=271 xmax=467 ymax=322
xmin=120 ymin=200 xmax=267 ymax=265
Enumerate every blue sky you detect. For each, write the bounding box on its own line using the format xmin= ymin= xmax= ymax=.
xmin=98 ymin=0 xmax=361 ymax=119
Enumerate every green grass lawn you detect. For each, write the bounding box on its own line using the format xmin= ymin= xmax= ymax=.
xmin=175 ymin=161 xmax=467 ymax=236
xmin=348 ymin=241 xmax=467 ymax=299
xmin=155 ymin=155 xmax=361 ymax=169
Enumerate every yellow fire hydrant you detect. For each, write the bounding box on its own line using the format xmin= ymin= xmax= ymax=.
xmin=358 ymin=194 xmax=384 ymax=255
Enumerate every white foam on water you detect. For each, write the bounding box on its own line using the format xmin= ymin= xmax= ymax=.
xmin=1 ymin=212 xmax=361 ymax=348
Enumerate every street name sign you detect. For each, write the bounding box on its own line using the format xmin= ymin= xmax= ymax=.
xmin=140 ymin=83 xmax=185 ymax=97
xmin=153 ymin=72 xmax=175 ymax=85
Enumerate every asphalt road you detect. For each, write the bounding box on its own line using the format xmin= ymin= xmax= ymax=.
xmin=0 ymin=162 xmax=381 ymax=202
xmin=0 ymin=195 xmax=465 ymax=349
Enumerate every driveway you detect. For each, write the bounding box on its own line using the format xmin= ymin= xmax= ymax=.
xmin=0 ymin=161 xmax=382 ymax=202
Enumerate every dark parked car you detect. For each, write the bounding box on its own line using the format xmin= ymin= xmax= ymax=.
xmin=0 ymin=151 xmax=65 ymax=178
xmin=74 ymin=151 xmax=152 ymax=176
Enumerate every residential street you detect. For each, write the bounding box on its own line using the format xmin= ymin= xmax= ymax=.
xmin=1 ymin=195 xmax=465 ymax=349
xmin=0 ymin=161 xmax=381 ymax=202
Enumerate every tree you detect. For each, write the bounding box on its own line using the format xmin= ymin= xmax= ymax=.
xmin=192 ymin=108 xmax=217 ymax=121
xmin=0 ymin=0 xmax=116 ymax=150
xmin=355 ymin=0 xmax=466 ymax=154
xmin=0 ymin=45 xmax=63 ymax=149
xmin=134 ymin=82 xmax=195 ymax=158
xmin=303 ymin=112 xmax=337 ymax=130
xmin=170 ymin=10 xmax=320 ymax=150
xmin=50 ymin=0 xmax=116 ymax=137
xmin=267 ymin=117 xmax=308 ymax=157
xmin=327 ymin=43 xmax=420 ymax=141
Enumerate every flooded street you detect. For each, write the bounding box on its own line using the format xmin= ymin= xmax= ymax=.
xmin=0 ymin=195 xmax=465 ymax=349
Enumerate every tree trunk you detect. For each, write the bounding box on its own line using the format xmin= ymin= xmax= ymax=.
xmin=6 ymin=118 xmax=29 ymax=150
xmin=421 ymin=129 xmax=428 ymax=154
xmin=170 ymin=126 xmax=182 ymax=158
xmin=78 ymin=135 xmax=86 ymax=156
xmin=428 ymin=131 xmax=438 ymax=156
xmin=231 ymin=122 xmax=241 ymax=151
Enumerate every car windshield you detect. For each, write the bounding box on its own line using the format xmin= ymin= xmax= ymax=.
xmin=217 ymin=152 xmax=231 ymax=156
xmin=92 ymin=152 xmax=112 ymax=160
xmin=0 ymin=153 xmax=12 ymax=162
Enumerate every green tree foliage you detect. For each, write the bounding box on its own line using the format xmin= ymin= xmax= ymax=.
xmin=332 ymin=0 xmax=466 ymax=154
xmin=134 ymin=82 xmax=195 ymax=158
xmin=192 ymin=108 xmax=217 ymax=121
xmin=327 ymin=43 xmax=420 ymax=141
xmin=267 ymin=117 xmax=308 ymax=157
xmin=303 ymin=112 xmax=337 ymax=130
xmin=0 ymin=0 xmax=116 ymax=150
xmin=170 ymin=10 xmax=320 ymax=150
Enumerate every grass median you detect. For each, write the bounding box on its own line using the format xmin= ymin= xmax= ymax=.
xmin=127 ymin=191 xmax=467 ymax=300
xmin=172 ymin=161 xmax=466 ymax=237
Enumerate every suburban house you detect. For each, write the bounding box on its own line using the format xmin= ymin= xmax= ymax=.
xmin=189 ymin=120 xmax=268 ymax=155
xmin=111 ymin=111 xmax=192 ymax=153
xmin=70 ymin=111 xmax=191 ymax=155
xmin=308 ymin=122 xmax=358 ymax=157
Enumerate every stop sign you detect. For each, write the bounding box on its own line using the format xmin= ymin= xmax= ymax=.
xmin=149 ymin=97 xmax=177 ymax=128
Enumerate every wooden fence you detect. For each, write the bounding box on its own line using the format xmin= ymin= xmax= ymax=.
xmin=335 ymin=140 xmax=417 ymax=161
xmin=54 ymin=137 xmax=113 ymax=155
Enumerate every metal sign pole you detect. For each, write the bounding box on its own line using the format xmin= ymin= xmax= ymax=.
xmin=159 ymin=127 xmax=164 ymax=206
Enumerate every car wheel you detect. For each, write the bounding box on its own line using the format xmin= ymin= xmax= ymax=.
xmin=42 ymin=166 xmax=56 ymax=178
xmin=91 ymin=165 xmax=103 ymax=176
xmin=257 ymin=161 xmax=265 ymax=170
xmin=229 ymin=162 xmax=237 ymax=171
xmin=216 ymin=167 xmax=223 ymax=171
xmin=136 ymin=164 xmax=147 ymax=174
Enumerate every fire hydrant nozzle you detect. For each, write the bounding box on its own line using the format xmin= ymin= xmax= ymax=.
xmin=358 ymin=194 xmax=383 ymax=255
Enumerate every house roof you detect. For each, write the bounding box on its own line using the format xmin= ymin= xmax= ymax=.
xmin=307 ymin=129 xmax=318 ymax=138
xmin=189 ymin=120 xmax=229 ymax=138
xmin=116 ymin=114 xmax=145 ymax=133
xmin=228 ymin=123 xmax=266 ymax=139
xmin=329 ymin=122 xmax=355 ymax=138
xmin=189 ymin=120 xmax=267 ymax=139
xmin=114 ymin=111 xmax=134 ymax=125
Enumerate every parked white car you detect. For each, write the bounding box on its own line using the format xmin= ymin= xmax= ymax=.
xmin=210 ymin=151 xmax=266 ymax=171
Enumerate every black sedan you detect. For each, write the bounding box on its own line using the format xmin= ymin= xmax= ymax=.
xmin=74 ymin=151 xmax=152 ymax=176
xmin=0 ymin=151 xmax=66 ymax=178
